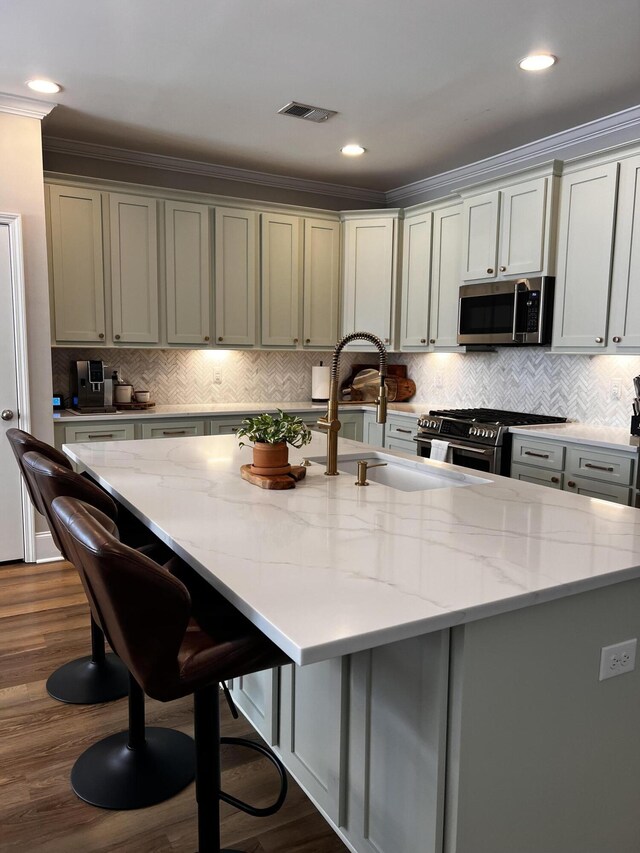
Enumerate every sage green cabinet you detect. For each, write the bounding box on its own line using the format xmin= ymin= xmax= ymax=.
xmin=48 ymin=185 xmax=106 ymax=344
xmin=362 ymin=411 xmax=385 ymax=447
xmin=139 ymin=419 xmax=205 ymax=439
xmin=400 ymin=211 xmax=432 ymax=348
xmin=303 ymin=218 xmax=340 ymax=347
xmin=109 ymin=193 xmax=159 ymax=344
xmin=261 ymin=213 xmax=301 ymax=347
xmin=214 ymin=207 xmax=258 ymax=347
xmin=607 ymin=153 xmax=640 ymax=351
xmin=429 ymin=200 xmax=464 ymax=350
xmin=227 ymin=669 xmax=279 ymax=745
xmin=165 ymin=201 xmax=211 ymax=345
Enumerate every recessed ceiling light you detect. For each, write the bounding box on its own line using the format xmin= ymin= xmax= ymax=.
xmin=26 ymin=79 xmax=61 ymax=94
xmin=519 ymin=54 xmax=557 ymax=72
xmin=341 ymin=144 xmax=366 ymax=157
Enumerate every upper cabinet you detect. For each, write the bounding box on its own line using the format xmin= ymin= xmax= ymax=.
xmin=109 ymin=193 xmax=159 ymax=344
xmin=48 ymin=185 xmax=106 ymax=343
xmin=607 ymin=154 xmax=640 ymax=351
xmin=302 ymin=218 xmax=340 ymax=348
xmin=341 ymin=211 xmax=400 ymax=348
xmin=214 ymin=207 xmax=258 ymax=347
xmin=399 ymin=199 xmax=463 ymax=351
xmin=261 ymin=213 xmax=301 ymax=347
xmin=460 ymin=165 xmax=560 ymax=282
xmin=165 ymin=200 xmax=211 ymax=346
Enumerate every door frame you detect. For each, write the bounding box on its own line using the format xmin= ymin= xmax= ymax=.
xmin=1 ymin=213 xmax=35 ymax=562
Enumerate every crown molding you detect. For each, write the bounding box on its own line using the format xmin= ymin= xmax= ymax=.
xmin=386 ymin=103 xmax=640 ymax=205
xmin=42 ymin=137 xmax=386 ymax=204
xmin=0 ymin=92 xmax=56 ymax=120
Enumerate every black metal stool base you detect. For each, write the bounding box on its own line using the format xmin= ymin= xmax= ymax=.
xmin=46 ymin=653 xmax=129 ymax=705
xmin=71 ymin=727 xmax=195 ymax=809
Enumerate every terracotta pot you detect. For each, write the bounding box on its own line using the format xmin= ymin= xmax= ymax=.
xmin=251 ymin=441 xmax=291 ymax=476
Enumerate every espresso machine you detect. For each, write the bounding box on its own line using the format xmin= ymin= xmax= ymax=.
xmin=70 ymin=360 xmax=116 ymax=413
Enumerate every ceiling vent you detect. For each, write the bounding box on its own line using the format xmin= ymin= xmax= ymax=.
xmin=277 ymin=101 xmax=337 ymax=123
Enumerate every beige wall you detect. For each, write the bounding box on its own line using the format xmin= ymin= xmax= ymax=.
xmin=0 ymin=112 xmax=54 ymax=446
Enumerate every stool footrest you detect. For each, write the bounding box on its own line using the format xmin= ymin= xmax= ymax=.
xmin=220 ymin=736 xmax=288 ymax=817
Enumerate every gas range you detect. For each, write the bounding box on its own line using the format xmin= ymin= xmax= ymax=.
xmin=415 ymin=408 xmax=567 ymax=475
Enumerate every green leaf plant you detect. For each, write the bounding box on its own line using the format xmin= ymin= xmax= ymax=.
xmin=236 ymin=409 xmax=313 ymax=449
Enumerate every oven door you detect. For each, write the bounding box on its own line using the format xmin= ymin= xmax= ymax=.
xmin=415 ymin=436 xmax=500 ymax=474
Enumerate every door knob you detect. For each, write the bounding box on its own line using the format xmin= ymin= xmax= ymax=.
xmin=1 ymin=409 xmax=15 ymax=421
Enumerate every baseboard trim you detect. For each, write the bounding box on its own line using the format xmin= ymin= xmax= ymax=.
xmin=35 ymin=531 xmax=63 ymax=564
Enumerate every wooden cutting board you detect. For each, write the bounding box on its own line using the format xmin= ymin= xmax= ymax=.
xmin=241 ymin=464 xmax=307 ymax=490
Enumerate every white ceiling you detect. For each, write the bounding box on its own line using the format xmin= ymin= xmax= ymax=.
xmin=2 ymin=0 xmax=640 ymax=191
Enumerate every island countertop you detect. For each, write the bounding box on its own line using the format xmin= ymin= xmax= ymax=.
xmin=63 ymin=431 xmax=640 ymax=666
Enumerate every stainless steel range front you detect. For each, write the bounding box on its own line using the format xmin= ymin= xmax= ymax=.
xmin=415 ymin=408 xmax=567 ymax=476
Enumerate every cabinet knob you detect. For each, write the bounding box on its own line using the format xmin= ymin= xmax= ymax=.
xmin=430 ymin=338 xmax=436 ymax=344
xmin=568 ymin=481 xmax=576 ymax=488
xmin=305 ymin=338 xmax=311 ymax=344
xmin=420 ymin=338 xmax=426 ymax=344
xmin=218 ymin=336 xmax=223 ymax=342
xmin=114 ymin=334 xmax=121 ymax=341
xmin=98 ymin=333 xmax=104 ymax=339
xmin=499 ymin=265 xmax=507 ymax=272
xmin=551 ymin=476 xmax=559 ymax=484
xmin=384 ymin=338 xmax=390 ymax=344
xmin=487 ymin=268 xmax=494 ymax=274
xmin=293 ymin=338 xmax=299 ymax=344
xmin=204 ymin=335 xmax=210 ymax=342
xmin=595 ymin=337 xmax=603 ymax=344
xmin=613 ymin=336 xmax=622 ymax=343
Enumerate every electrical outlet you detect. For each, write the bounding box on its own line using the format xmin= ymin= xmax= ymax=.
xmin=611 ymin=377 xmax=622 ymax=399
xmin=213 ymin=366 xmax=222 ymax=385
xmin=599 ymin=638 xmax=637 ymax=681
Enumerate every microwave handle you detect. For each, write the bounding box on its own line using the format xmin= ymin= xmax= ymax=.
xmin=511 ymin=279 xmax=528 ymax=342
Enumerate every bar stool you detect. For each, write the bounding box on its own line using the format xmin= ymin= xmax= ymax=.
xmin=52 ymin=495 xmax=290 ymax=853
xmin=22 ymin=450 xmax=198 ymax=809
xmin=7 ymin=428 xmax=129 ymax=704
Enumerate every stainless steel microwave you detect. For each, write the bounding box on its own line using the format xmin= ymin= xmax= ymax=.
xmin=457 ymin=277 xmax=554 ymax=346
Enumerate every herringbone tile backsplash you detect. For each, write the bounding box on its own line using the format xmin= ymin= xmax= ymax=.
xmin=52 ymin=348 xmax=640 ymax=427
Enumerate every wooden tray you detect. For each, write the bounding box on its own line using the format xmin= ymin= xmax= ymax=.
xmin=241 ymin=464 xmax=307 ymax=490
xmin=115 ymin=401 xmax=156 ymax=410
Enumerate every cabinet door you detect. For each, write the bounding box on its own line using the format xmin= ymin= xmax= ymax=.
xmin=303 ymin=219 xmax=340 ymax=347
xmin=228 ymin=669 xmax=279 ymax=745
xmin=564 ymin=477 xmax=630 ymax=505
xmin=400 ymin=212 xmax=432 ymax=348
xmin=429 ymin=204 xmax=463 ymax=349
xmin=139 ymin=420 xmax=205 ymax=439
xmin=261 ymin=213 xmax=301 ymax=347
xmin=461 ymin=191 xmax=499 ymax=280
xmin=363 ymin=413 xmax=385 ymax=447
xmin=339 ymin=412 xmax=364 ymax=442
xmin=498 ymin=178 xmax=547 ymax=276
xmin=609 ymin=154 xmax=640 ymax=351
xmin=510 ymin=462 xmax=562 ymax=489
xmin=49 ymin=185 xmax=106 ymax=343
xmin=165 ymin=201 xmax=210 ymax=345
xmin=278 ymin=659 xmax=348 ymax=824
xmin=552 ymin=163 xmax=619 ymax=350
xmin=214 ymin=208 xmax=258 ymax=347
xmin=342 ymin=217 xmax=395 ymax=346
xmin=110 ymin=194 xmax=159 ymax=343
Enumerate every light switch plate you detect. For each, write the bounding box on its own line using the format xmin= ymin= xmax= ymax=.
xmin=599 ymin=638 xmax=637 ymax=681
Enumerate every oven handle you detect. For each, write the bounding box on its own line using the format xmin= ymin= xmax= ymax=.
xmin=414 ymin=437 xmax=494 ymax=456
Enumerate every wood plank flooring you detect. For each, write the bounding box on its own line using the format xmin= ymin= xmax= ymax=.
xmin=0 ymin=560 xmax=349 ymax=852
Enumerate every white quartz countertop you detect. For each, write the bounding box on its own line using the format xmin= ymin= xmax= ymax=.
xmin=510 ymin=422 xmax=640 ymax=452
xmin=63 ymin=432 xmax=640 ymax=666
xmin=54 ymin=401 xmax=425 ymax=423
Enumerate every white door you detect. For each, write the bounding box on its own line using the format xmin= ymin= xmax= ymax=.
xmin=0 ymin=224 xmax=24 ymax=562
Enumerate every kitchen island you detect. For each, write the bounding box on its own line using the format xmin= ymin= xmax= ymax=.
xmin=64 ymin=431 xmax=640 ymax=853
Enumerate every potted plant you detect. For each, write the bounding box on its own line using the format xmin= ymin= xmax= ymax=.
xmin=237 ymin=409 xmax=313 ymax=474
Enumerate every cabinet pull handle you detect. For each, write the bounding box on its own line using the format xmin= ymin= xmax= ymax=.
xmin=430 ymin=338 xmax=436 ymax=344
xmin=595 ymin=337 xmax=603 ymax=343
xmin=305 ymin=338 xmax=311 ymax=344
xmin=218 ymin=336 xmax=223 ymax=342
xmin=384 ymin=338 xmax=390 ymax=344
xmin=204 ymin=336 xmax=210 ymax=342
xmin=98 ymin=333 xmax=105 ymax=339
xmin=499 ymin=265 xmax=507 ymax=272
xmin=420 ymin=338 xmax=426 ymax=344
xmin=114 ymin=334 xmax=121 ymax=341
xmin=87 ymin=433 xmax=114 ymax=439
xmin=613 ymin=336 xmax=622 ymax=343
xmin=568 ymin=480 xmax=576 ymax=488
xmin=584 ymin=463 xmax=614 ymax=472
xmin=396 ymin=427 xmax=412 ymax=434
xmin=293 ymin=338 xmax=299 ymax=344
xmin=524 ymin=450 xmax=550 ymax=459
xmin=162 ymin=429 xmax=187 ymax=436
xmin=551 ymin=476 xmax=560 ymax=484
xmin=486 ymin=268 xmax=494 ymax=274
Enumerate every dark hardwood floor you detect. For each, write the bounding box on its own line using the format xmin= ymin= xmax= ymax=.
xmin=0 ymin=560 xmax=348 ymax=852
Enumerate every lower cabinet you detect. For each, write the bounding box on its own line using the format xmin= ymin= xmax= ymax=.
xmin=511 ymin=435 xmax=637 ymax=506
xmin=362 ymin=411 xmax=385 ymax=447
xmin=62 ymin=422 xmax=135 ymax=445
xmin=227 ymin=668 xmax=279 ymax=745
xmin=139 ymin=419 xmax=205 ymax=439
xmin=383 ymin=413 xmax=418 ymax=454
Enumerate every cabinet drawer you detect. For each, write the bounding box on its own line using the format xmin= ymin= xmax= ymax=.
xmin=564 ymin=476 xmax=631 ymax=505
xmin=140 ymin=420 xmax=205 ymax=439
xmin=386 ymin=415 xmax=418 ymax=441
xmin=565 ymin=446 xmax=634 ymax=486
xmin=510 ymin=463 xmax=562 ymax=489
xmin=511 ymin=437 xmax=564 ymax=470
xmin=64 ymin=423 xmax=135 ymax=444
xmin=214 ymin=420 xmax=244 ymax=435
xmin=385 ymin=436 xmax=417 ymax=455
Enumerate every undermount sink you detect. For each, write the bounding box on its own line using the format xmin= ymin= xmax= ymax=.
xmin=307 ymin=452 xmax=491 ymax=492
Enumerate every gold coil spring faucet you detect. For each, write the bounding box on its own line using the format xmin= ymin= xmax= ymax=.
xmin=317 ymin=332 xmax=388 ymax=476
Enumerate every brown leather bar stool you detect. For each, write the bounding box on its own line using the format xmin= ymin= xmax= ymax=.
xmin=6 ymin=427 xmax=129 ymax=704
xmin=52 ymin=495 xmax=290 ymax=853
xmin=22 ymin=449 xmax=197 ymax=809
